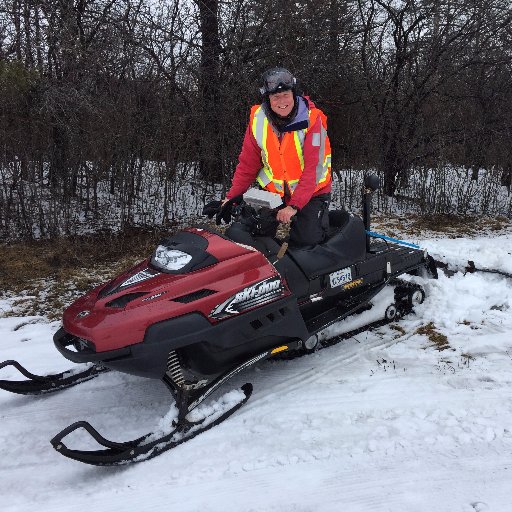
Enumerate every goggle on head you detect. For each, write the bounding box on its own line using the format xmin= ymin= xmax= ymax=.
xmin=260 ymin=69 xmax=297 ymax=95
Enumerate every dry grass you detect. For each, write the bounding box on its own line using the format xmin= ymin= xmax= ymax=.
xmin=372 ymin=213 xmax=511 ymax=239
xmin=411 ymin=214 xmax=511 ymax=236
xmin=0 ymin=227 xmax=173 ymax=320
xmin=389 ymin=324 xmax=407 ymax=338
xmin=416 ymin=322 xmax=452 ymax=351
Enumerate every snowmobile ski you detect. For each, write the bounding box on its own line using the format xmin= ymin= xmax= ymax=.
xmin=50 ymin=341 xmax=301 ymax=465
xmin=50 ymin=383 xmax=252 ymax=466
xmin=0 ymin=360 xmax=109 ymax=395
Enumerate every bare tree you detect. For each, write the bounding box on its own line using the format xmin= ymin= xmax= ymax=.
xmin=355 ymin=0 xmax=512 ymax=195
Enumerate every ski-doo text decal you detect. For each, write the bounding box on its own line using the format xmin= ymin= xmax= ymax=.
xmin=329 ymin=267 xmax=352 ymax=288
xmin=142 ymin=292 xmax=166 ymax=302
xmin=210 ymin=277 xmax=284 ymax=320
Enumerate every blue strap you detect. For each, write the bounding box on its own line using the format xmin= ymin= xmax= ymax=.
xmin=366 ymin=231 xmax=420 ymax=249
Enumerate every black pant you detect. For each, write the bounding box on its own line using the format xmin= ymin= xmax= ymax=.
xmin=289 ymin=193 xmax=330 ymax=247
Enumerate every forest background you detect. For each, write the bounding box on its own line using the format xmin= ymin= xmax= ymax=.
xmin=1 ymin=0 xmax=512 ymax=241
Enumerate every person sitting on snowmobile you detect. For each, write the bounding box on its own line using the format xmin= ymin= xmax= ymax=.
xmin=220 ymin=67 xmax=333 ymax=247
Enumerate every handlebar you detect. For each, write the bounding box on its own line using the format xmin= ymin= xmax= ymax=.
xmin=202 ymin=196 xmax=281 ymax=236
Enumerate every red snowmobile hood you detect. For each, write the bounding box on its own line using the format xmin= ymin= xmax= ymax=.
xmin=62 ymin=228 xmax=286 ymax=352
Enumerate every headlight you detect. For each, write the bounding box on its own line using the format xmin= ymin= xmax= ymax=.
xmin=153 ymin=246 xmax=192 ymax=271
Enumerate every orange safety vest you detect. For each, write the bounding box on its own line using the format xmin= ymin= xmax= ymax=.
xmin=250 ymin=104 xmax=332 ymax=197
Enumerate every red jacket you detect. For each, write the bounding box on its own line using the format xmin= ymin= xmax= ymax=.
xmin=226 ymin=96 xmax=332 ymax=210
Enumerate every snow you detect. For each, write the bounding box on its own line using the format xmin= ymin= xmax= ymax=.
xmin=1 ymin=232 xmax=512 ymax=512
xmin=422 ymin=234 xmax=512 ymax=275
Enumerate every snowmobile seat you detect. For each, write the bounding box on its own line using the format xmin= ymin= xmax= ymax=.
xmin=287 ymin=214 xmax=367 ymax=279
xmin=328 ymin=209 xmax=350 ymax=231
xmin=325 ymin=208 xmax=351 ymax=240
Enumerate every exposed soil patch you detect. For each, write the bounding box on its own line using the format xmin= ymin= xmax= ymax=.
xmin=390 ymin=324 xmax=407 ymax=337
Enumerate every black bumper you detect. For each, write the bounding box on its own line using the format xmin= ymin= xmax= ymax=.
xmin=53 ymin=328 xmax=131 ymax=363
xmin=53 ymin=295 xmax=308 ymax=380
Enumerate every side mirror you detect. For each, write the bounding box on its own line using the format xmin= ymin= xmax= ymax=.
xmin=364 ymin=174 xmax=380 ymax=192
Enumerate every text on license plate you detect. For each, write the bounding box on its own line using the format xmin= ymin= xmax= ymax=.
xmin=329 ymin=267 xmax=352 ymax=288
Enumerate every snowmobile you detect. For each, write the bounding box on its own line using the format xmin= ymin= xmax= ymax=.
xmin=0 ymin=175 xmax=437 ymax=466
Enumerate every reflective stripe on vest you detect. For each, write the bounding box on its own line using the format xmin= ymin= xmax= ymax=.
xmin=316 ymin=121 xmax=331 ymax=185
xmin=251 ymin=105 xmax=331 ymax=197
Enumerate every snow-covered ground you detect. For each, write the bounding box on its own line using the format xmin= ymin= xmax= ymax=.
xmin=1 ymin=232 xmax=511 ymax=512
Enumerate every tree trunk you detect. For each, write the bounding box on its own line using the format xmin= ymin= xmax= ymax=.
xmin=501 ymin=168 xmax=512 ymax=191
xmin=196 ymin=0 xmax=222 ymax=182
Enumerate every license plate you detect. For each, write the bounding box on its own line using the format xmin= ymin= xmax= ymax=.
xmin=329 ymin=267 xmax=352 ymax=288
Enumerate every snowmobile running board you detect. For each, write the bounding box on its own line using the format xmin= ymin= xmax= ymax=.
xmin=0 ymin=360 xmax=110 ymax=395
xmin=50 ymin=341 xmax=301 ymax=466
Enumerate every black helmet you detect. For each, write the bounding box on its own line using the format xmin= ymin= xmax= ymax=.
xmin=260 ymin=67 xmax=297 ymax=95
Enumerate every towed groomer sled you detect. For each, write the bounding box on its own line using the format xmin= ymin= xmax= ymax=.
xmin=0 ymin=175 xmax=437 ymax=465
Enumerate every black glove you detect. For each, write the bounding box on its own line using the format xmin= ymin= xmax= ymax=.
xmin=254 ymin=208 xmax=279 ymax=236
xmin=202 ymin=200 xmax=222 ymax=219
xmin=215 ymin=195 xmax=243 ymax=225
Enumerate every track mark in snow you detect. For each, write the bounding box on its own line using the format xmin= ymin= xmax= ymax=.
xmin=246 ymin=326 xmax=396 ymax=399
xmin=473 ymin=503 xmax=490 ymax=512
xmin=12 ymin=318 xmax=46 ymax=331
